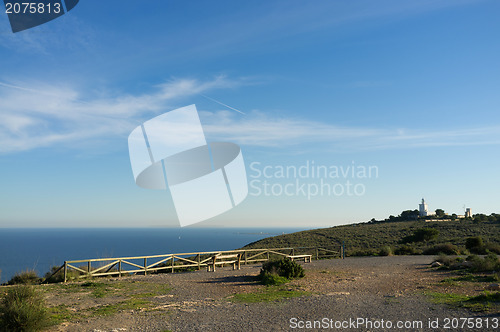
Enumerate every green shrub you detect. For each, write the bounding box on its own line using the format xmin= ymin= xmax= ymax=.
xmin=378 ymin=246 xmax=392 ymax=256
xmin=464 ymin=237 xmax=500 ymax=255
xmin=43 ymin=266 xmax=82 ymax=283
xmin=469 ymin=246 xmax=488 ymax=255
xmin=466 ymin=254 xmax=481 ymax=263
xmin=485 ymin=243 xmax=500 ymax=255
xmin=260 ymin=272 xmax=289 ymax=286
xmin=8 ymin=271 xmax=41 ymax=285
xmin=394 ymin=245 xmax=419 ymax=255
xmin=467 ymin=291 xmax=500 ymax=303
xmin=401 ymin=228 xmax=439 ymax=243
xmin=0 ymin=285 xmax=49 ymax=332
xmin=468 ymin=253 xmax=500 ymax=272
xmin=259 ymin=258 xmax=305 ymax=284
xmin=465 ymin=237 xmax=483 ymax=250
xmin=435 ymin=254 xmax=459 ymax=267
xmin=350 ymin=249 xmax=377 ymax=256
xmin=43 ymin=266 xmax=64 ymax=284
xmin=423 ymin=243 xmax=460 ymax=255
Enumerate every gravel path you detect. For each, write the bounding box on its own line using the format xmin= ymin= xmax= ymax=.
xmin=52 ymin=256 xmax=499 ymax=332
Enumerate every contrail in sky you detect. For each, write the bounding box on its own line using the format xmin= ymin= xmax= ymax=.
xmin=200 ymin=94 xmax=246 ymax=115
xmin=1 ymin=81 xmax=246 ymax=114
xmin=0 ymin=81 xmax=41 ymax=93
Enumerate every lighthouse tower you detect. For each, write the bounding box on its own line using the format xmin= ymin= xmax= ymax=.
xmin=419 ymin=198 xmax=428 ymax=217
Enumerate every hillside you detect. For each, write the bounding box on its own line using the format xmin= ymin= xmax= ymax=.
xmin=242 ymin=219 xmax=500 ymax=256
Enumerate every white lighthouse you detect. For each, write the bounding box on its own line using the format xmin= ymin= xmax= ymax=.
xmin=419 ymin=198 xmax=428 ymax=217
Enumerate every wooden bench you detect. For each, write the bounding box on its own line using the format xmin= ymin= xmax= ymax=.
xmin=207 ymin=253 xmax=241 ymax=272
xmin=287 ymin=254 xmax=312 ymax=263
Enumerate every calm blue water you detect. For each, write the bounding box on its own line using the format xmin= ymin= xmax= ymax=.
xmin=0 ymin=228 xmax=305 ymax=283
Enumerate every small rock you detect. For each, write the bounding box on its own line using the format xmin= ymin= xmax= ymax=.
xmin=485 ymin=283 xmax=500 ymax=291
xmin=431 ymin=261 xmax=442 ymax=268
xmin=326 ymin=292 xmax=350 ymax=296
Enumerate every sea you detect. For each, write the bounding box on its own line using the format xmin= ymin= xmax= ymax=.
xmin=0 ymin=227 xmax=307 ymax=283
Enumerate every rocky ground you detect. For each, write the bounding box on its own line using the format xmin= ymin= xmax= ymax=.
xmin=38 ymin=256 xmax=499 ymax=331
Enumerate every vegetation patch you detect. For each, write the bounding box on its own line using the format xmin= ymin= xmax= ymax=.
xmin=7 ymin=270 xmax=41 ymax=285
xmin=434 ymin=254 xmax=500 ymax=273
xmin=467 ymin=254 xmax=500 ymax=273
xmin=43 ymin=266 xmax=82 ymax=284
xmin=465 ymin=237 xmax=500 ymax=255
xmin=259 ymin=258 xmax=305 ymax=285
xmin=47 ymin=304 xmax=77 ymax=325
xmin=231 ymin=287 xmax=308 ymax=303
xmin=423 ymin=243 xmax=460 ymax=255
xmin=426 ymin=291 xmax=500 ymax=312
xmin=80 ymin=281 xmax=115 ymax=298
xmin=426 ymin=291 xmax=469 ymax=305
xmin=394 ymin=245 xmax=420 ymax=255
xmin=0 ymin=285 xmax=50 ymax=332
xmin=88 ymin=298 xmax=150 ymax=317
xmin=260 ymin=273 xmax=289 ymax=286
xmin=402 ymin=228 xmax=439 ymax=244
xmin=38 ymin=279 xmax=172 ymax=325
xmin=441 ymin=274 xmax=499 ymax=284
xmin=242 ymin=216 xmax=500 ymax=257
xmin=378 ymin=246 xmax=393 ymax=256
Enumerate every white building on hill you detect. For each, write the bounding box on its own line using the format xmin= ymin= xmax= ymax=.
xmin=419 ymin=198 xmax=429 ymax=217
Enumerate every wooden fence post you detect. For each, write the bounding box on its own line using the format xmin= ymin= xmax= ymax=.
xmin=64 ymin=261 xmax=67 ymax=283
xmin=88 ymin=261 xmax=91 ymax=277
xmin=315 ymin=247 xmax=319 ymax=260
xmin=144 ymin=258 xmax=147 ymax=275
xmin=197 ymin=254 xmax=201 ymax=270
xmin=118 ymin=260 xmax=122 ymax=278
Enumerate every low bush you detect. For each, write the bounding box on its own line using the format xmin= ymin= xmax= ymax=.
xmin=467 ymin=291 xmax=500 ymax=303
xmin=0 ymin=285 xmax=50 ymax=332
xmin=394 ymin=245 xmax=420 ymax=255
xmin=43 ymin=266 xmax=67 ymax=283
xmin=485 ymin=243 xmax=500 ymax=255
xmin=435 ymin=254 xmax=461 ymax=267
xmin=465 ymin=241 xmax=500 ymax=255
xmin=378 ymin=246 xmax=392 ymax=256
xmin=260 ymin=272 xmax=289 ymax=286
xmin=423 ymin=243 xmax=460 ymax=255
xmin=8 ymin=270 xmax=41 ymax=285
xmin=401 ymin=228 xmax=439 ymax=244
xmin=467 ymin=253 xmax=500 ymax=272
xmin=350 ymin=249 xmax=377 ymax=257
xmin=259 ymin=258 xmax=305 ymax=285
xmin=465 ymin=237 xmax=483 ymax=250
xmin=469 ymin=246 xmax=488 ymax=255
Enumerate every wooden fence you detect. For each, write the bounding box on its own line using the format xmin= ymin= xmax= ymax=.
xmin=44 ymin=246 xmax=343 ymax=283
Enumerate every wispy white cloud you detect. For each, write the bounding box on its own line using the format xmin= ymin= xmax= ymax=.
xmin=0 ymin=76 xmax=242 ymax=153
xmin=201 ymin=110 xmax=500 ymax=151
xmin=1 ymin=76 xmax=499 ymax=154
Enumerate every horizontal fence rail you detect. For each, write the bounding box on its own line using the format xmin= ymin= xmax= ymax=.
xmin=43 ymin=246 xmax=343 ymax=283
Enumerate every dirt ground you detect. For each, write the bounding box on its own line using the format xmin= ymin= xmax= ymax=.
xmin=36 ymin=256 xmax=499 ymax=331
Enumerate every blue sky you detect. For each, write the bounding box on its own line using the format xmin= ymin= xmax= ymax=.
xmin=1 ymin=0 xmax=499 ymax=228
